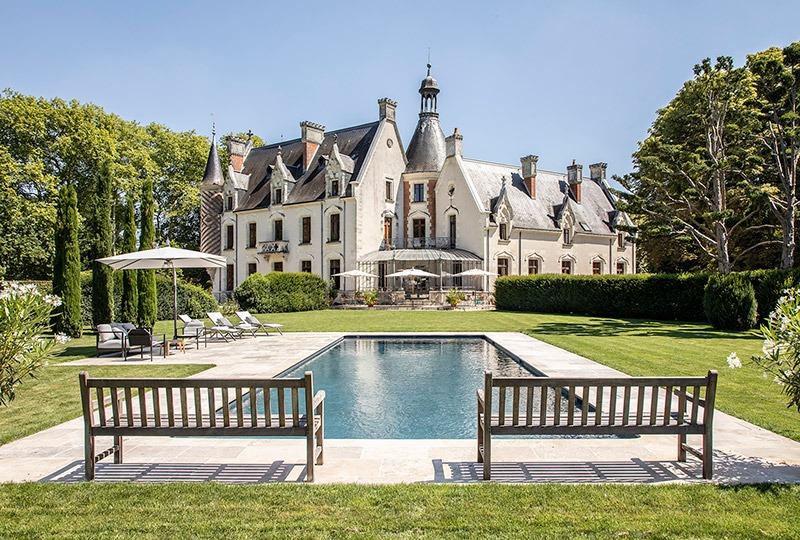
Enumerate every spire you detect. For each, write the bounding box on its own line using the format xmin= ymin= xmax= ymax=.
xmin=200 ymin=128 xmax=224 ymax=189
xmin=406 ymin=62 xmax=446 ymax=173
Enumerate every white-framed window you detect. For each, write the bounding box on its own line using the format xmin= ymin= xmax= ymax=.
xmin=273 ymin=187 xmax=283 ymax=205
xmin=385 ymin=179 xmax=393 ymax=201
xmin=273 ymin=219 xmax=283 ymax=241
xmin=561 ymin=260 xmax=573 ymax=274
xmin=592 ymin=260 xmax=602 ymax=275
xmin=247 ymin=262 xmax=257 ymax=275
xmin=247 ymin=223 xmax=257 ymax=248
xmin=616 ymin=261 xmax=626 ymax=274
xmin=499 ymin=223 xmax=509 ymax=241
xmin=301 ymin=216 xmax=311 ymax=244
xmin=413 ymin=183 xmax=425 ymax=202
xmin=329 ymin=213 xmax=340 ymax=242
xmin=225 ymin=224 xmax=234 ymax=250
xmin=618 ymin=232 xmax=627 ymax=249
xmin=563 ymin=225 xmax=572 ymax=245
xmin=528 ymin=259 xmax=540 ymax=275
xmin=497 ymin=257 xmax=509 ymax=276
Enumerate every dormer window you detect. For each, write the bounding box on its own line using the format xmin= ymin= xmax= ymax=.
xmin=563 ymin=225 xmax=572 ymax=245
xmin=274 ymin=188 xmax=283 ymax=205
xmin=618 ymin=232 xmax=626 ymax=249
xmin=330 ymin=178 xmax=339 ymax=197
xmin=226 ymin=195 xmax=234 ymax=211
xmin=499 ymin=223 xmax=509 ymax=241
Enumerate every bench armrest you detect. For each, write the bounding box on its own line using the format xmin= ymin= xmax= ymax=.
xmin=312 ymin=390 xmax=326 ymax=409
xmin=476 ymin=389 xmax=485 ymax=407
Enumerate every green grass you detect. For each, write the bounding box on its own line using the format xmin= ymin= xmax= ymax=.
xmin=0 ymin=483 xmax=798 ymax=539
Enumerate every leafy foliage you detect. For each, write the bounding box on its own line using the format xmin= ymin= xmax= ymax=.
xmin=495 ymin=273 xmax=710 ymax=321
xmin=235 ymin=272 xmax=329 ymax=313
xmin=118 ymin=197 xmax=138 ymax=323
xmin=751 ymin=288 xmax=800 ymax=412
xmin=703 ymin=273 xmax=757 ymax=330
xmin=136 ymin=178 xmax=157 ymax=327
xmin=51 ymin=185 xmax=82 ymax=337
xmin=90 ymin=161 xmax=114 ymax=325
xmin=0 ymin=282 xmax=67 ymax=405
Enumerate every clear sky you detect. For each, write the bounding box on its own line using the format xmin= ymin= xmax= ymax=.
xmin=2 ymin=1 xmax=799 ymax=187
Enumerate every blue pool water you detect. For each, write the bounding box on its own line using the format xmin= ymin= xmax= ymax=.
xmin=276 ymin=337 xmax=538 ymax=439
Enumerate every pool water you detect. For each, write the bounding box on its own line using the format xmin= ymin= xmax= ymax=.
xmin=272 ymin=337 xmax=541 ymax=439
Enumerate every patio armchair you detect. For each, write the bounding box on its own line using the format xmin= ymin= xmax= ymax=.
xmin=236 ymin=311 xmax=284 ymax=335
xmin=96 ymin=324 xmax=127 ymax=360
xmin=126 ymin=328 xmax=166 ymax=361
xmin=206 ymin=312 xmax=246 ymax=341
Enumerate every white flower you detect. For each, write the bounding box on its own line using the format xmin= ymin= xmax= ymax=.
xmin=54 ymin=333 xmax=71 ymax=344
xmin=727 ymin=352 xmax=742 ymax=369
xmin=774 ymin=376 xmax=786 ymax=387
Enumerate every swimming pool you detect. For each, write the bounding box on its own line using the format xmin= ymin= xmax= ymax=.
xmin=271 ymin=336 xmax=545 ymax=439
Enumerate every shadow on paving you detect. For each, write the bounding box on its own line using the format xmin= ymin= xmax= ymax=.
xmin=39 ymin=460 xmax=308 ymax=483
xmin=433 ymin=451 xmax=800 ymax=484
xmin=526 ymin=318 xmax=758 ymax=340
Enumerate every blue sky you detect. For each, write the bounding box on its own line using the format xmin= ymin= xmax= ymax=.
xmin=2 ymin=1 xmax=799 ymax=186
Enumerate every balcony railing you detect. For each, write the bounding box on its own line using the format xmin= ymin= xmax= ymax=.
xmin=258 ymin=240 xmax=289 ymax=255
xmin=380 ymin=237 xmax=456 ymax=250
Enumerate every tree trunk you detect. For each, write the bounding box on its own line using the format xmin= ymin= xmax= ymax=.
xmin=715 ymin=221 xmax=731 ymax=274
xmin=782 ymin=204 xmax=796 ymax=270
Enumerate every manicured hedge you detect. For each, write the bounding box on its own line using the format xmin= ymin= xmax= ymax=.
xmin=495 ymin=269 xmax=800 ymax=324
xmin=235 ymin=272 xmax=329 ymax=313
xmin=495 ymin=273 xmax=710 ymax=321
xmin=703 ymin=273 xmax=757 ymax=330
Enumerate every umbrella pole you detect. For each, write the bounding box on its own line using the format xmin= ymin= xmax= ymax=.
xmin=172 ymin=264 xmax=178 ymax=339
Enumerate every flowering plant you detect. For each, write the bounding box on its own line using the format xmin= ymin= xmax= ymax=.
xmin=0 ymin=282 xmax=70 ymax=405
xmin=730 ymin=288 xmax=800 ymax=413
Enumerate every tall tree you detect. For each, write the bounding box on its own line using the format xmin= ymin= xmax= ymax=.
xmin=91 ymin=161 xmax=114 ymax=324
xmin=119 ymin=196 xmax=139 ymax=323
xmin=747 ymin=42 xmax=800 ymax=270
xmin=618 ymin=57 xmax=766 ymax=273
xmin=137 ymin=177 xmax=157 ymax=328
xmin=52 ymin=184 xmax=82 ymax=337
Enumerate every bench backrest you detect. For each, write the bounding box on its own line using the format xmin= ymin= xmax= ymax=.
xmin=79 ymin=371 xmax=316 ymax=432
xmin=483 ymin=370 xmax=717 ymax=432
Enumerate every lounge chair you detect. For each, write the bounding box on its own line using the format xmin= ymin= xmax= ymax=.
xmin=206 ymin=311 xmax=246 ymax=341
xmin=236 ymin=311 xmax=284 ymax=335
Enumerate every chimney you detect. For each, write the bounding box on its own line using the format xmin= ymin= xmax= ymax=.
xmin=300 ymin=121 xmax=325 ymax=170
xmin=378 ymin=97 xmax=397 ymax=122
xmin=589 ymin=162 xmax=607 ymax=184
xmin=567 ymin=160 xmax=583 ymax=203
xmin=227 ymin=136 xmax=247 ymax=173
xmin=520 ymin=155 xmax=538 ymax=198
xmin=445 ymin=127 xmax=463 ymax=158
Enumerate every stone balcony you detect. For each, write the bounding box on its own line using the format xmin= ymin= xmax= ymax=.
xmin=259 ymin=240 xmax=289 ymax=255
xmin=380 ymin=237 xmax=456 ymax=250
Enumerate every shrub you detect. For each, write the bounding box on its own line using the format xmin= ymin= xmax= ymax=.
xmin=0 ymin=282 xmax=70 ymax=405
xmin=703 ymin=273 xmax=757 ymax=330
xmin=495 ymin=273 xmax=709 ymax=321
xmin=743 ymin=269 xmax=799 ymax=322
xmin=235 ymin=272 xmax=329 ymax=313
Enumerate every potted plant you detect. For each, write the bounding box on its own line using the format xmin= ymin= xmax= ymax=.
xmin=445 ymin=288 xmax=466 ymax=308
xmin=360 ymin=289 xmax=379 ymax=307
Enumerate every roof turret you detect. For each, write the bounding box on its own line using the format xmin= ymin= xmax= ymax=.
xmin=406 ymin=63 xmax=446 ymax=173
xmin=200 ymin=126 xmax=224 ymax=190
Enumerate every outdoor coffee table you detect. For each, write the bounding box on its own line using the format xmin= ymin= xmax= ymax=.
xmin=161 ymin=338 xmax=185 ymax=356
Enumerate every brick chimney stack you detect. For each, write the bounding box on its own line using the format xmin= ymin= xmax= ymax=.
xmin=445 ymin=127 xmax=463 ymax=158
xmin=378 ymin=98 xmax=397 ymax=122
xmin=227 ymin=136 xmax=247 ymax=173
xmin=589 ymin=162 xmax=607 ymax=184
xmin=567 ymin=160 xmax=583 ymax=203
xmin=521 ymin=155 xmax=538 ymax=198
xmin=300 ymin=121 xmax=325 ymax=171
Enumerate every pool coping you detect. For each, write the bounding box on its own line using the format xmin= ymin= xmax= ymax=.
xmin=1 ymin=331 xmax=799 ymax=484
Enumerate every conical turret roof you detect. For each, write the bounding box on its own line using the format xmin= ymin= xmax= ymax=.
xmin=200 ymin=136 xmax=224 ymax=189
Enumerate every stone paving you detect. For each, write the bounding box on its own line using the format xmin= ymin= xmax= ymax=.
xmin=1 ymin=332 xmax=799 ymax=484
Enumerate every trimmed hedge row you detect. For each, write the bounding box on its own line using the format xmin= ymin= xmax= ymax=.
xmin=495 ymin=269 xmax=800 ymax=324
xmin=235 ymin=272 xmax=329 ymax=314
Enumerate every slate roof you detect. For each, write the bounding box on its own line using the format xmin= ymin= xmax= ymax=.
xmin=461 ymin=158 xmax=624 ymax=235
xmin=200 ymin=139 xmax=224 ymax=187
xmin=405 ymin=114 xmax=446 ymax=173
xmin=236 ymin=121 xmax=381 ymax=211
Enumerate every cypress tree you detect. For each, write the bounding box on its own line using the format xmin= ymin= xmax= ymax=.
xmin=119 ymin=196 xmax=138 ymax=323
xmin=91 ymin=161 xmax=114 ymax=325
xmin=137 ymin=177 xmax=157 ymax=328
xmin=52 ymin=184 xmax=82 ymax=337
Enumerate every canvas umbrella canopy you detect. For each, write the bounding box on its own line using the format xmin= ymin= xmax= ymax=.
xmin=332 ymin=269 xmax=378 ymax=298
xmin=97 ymin=246 xmax=227 ymax=339
xmin=453 ymin=268 xmax=498 ymax=291
xmin=386 ymin=268 xmax=439 ymax=294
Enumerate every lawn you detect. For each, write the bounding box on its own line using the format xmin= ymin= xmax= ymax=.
xmin=0 ymin=483 xmax=798 ymax=539
xmin=1 ymin=310 xmax=799 ymax=539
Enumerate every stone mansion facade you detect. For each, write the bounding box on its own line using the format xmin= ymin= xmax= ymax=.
xmin=199 ymin=65 xmax=635 ymax=299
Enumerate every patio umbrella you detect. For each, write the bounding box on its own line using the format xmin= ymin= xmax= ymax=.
xmin=386 ymin=268 xmax=439 ymax=294
xmin=453 ymin=268 xmax=499 ymax=291
xmin=332 ymin=269 xmax=378 ymax=299
xmin=97 ymin=246 xmax=226 ymax=339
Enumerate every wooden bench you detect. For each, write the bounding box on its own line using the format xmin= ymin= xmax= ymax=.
xmin=79 ymin=371 xmax=325 ymax=482
xmin=477 ymin=370 xmax=717 ymax=480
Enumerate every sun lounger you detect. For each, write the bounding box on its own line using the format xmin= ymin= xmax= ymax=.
xmin=206 ymin=311 xmax=247 ymax=340
xmin=236 ymin=310 xmax=285 ymax=335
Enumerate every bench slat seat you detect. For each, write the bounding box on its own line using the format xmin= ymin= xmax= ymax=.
xmin=477 ymin=370 xmax=717 ymax=480
xmin=79 ymin=371 xmax=325 ymax=482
